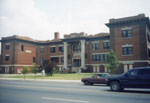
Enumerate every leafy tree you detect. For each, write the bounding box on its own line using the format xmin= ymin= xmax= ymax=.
xmin=32 ymin=64 xmax=38 ymax=79
xmin=22 ymin=66 xmax=30 ymax=79
xmin=106 ymin=50 xmax=120 ymax=73
xmin=41 ymin=59 xmax=58 ymax=76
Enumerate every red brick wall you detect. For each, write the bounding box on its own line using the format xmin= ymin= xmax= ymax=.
xmin=16 ymin=43 xmax=36 ymax=65
xmin=113 ymin=25 xmax=141 ymax=61
xmin=87 ymin=41 xmax=110 ymax=64
xmin=1 ymin=42 xmax=14 ymax=64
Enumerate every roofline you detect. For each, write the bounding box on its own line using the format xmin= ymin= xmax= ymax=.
xmin=1 ymin=35 xmax=110 ymax=45
xmin=105 ymin=14 xmax=150 ymax=29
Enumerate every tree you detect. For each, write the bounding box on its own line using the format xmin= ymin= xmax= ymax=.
xmin=32 ymin=64 xmax=38 ymax=80
xmin=41 ymin=59 xmax=57 ymax=76
xmin=22 ymin=66 xmax=30 ymax=79
xmin=106 ymin=50 xmax=120 ymax=73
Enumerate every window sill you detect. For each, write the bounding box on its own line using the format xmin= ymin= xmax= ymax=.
xmin=122 ymin=54 xmax=133 ymax=56
xmin=92 ymin=50 xmax=99 ymax=51
xmin=50 ymin=52 xmax=56 ymax=54
xmin=103 ymin=48 xmax=110 ymax=50
xmin=121 ymin=37 xmax=133 ymax=39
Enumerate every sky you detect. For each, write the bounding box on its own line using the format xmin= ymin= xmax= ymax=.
xmin=0 ymin=0 xmax=150 ymax=46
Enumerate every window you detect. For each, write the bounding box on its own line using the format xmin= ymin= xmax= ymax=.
xmin=33 ymin=57 xmax=36 ymax=63
xmin=40 ymin=57 xmax=43 ymax=63
xmin=5 ymin=44 xmax=10 ymax=50
xmin=5 ymin=55 xmax=10 ymax=61
xmin=122 ymin=47 xmax=133 ymax=55
xmin=61 ymin=57 xmax=64 ymax=63
xmin=92 ymin=43 xmax=99 ymax=51
xmin=68 ymin=55 xmax=71 ymax=59
xmin=59 ymin=46 xmax=64 ymax=53
xmin=50 ymin=57 xmax=59 ymax=63
xmin=128 ymin=70 xmax=138 ymax=76
xmin=50 ymin=47 xmax=56 ymax=53
xmin=122 ymin=29 xmax=132 ymax=38
xmin=40 ymin=47 xmax=44 ymax=53
xmin=72 ymin=44 xmax=80 ymax=52
xmin=103 ymin=42 xmax=110 ymax=49
xmin=73 ymin=59 xmax=81 ymax=67
xmin=85 ymin=54 xmax=88 ymax=59
xmin=21 ymin=45 xmax=24 ymax=52
xmin=92 ymin=54 xmax=107 ymax=62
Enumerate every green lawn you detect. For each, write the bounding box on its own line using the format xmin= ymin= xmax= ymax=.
xmin=8 ymin=73 xmax=95 ymax=80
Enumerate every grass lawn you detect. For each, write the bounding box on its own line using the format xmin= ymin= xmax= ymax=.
xmin=8 ymin=73 xmax=95 ymax=80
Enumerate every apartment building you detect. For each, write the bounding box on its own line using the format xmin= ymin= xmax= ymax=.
xmin=0 ymin=14 xmax=150 ymax=74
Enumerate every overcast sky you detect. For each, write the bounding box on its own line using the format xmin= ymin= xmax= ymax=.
xmin=0 ymin=0 xmax=150 ymax=41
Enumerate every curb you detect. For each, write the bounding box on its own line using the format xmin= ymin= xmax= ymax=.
xmin=0 ymin=78 xmax=81 ymax=83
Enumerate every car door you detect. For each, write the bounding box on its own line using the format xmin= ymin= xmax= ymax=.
xmin=97 ymin=74 xmax=107 ymax=84
xmin=90 ymin=74 xmax=106 ymax=84
xmin=89 ymin=74 xmax=99 ymax=83
xmin=138 ymin=68 xmax=150 ymax=88
xmin=122 ymin=69 xmax=141 ymax=88
xmin=91 ymin=74 xmax=106 ymax=84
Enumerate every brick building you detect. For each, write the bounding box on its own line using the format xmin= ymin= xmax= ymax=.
xmin=0 ymin=14 xmax=150 ymax=74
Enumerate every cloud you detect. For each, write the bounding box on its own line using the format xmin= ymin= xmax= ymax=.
xmin=0 ymin=0 xmax=150 ymax=41
xmin=0 ymin=0 xmax=58 ymax=40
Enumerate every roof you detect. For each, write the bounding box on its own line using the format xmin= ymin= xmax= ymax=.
xmin=1 ymin=32 xmax=110 ymax=45
xmin=105 ymin=14 xmax=150 ymax=28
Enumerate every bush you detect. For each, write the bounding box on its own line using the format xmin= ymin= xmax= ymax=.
xmin=22 ymin=66 xmax=30 ymax=79
xmin=32 ymin=64 xmax=38 ymax=79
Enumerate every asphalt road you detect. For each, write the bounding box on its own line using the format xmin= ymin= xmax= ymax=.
xmin=0 ymin=80 xmax=150 ymax=103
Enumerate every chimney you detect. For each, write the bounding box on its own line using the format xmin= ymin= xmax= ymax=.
xmin=54 ymin=32 xmax=60 ymax=39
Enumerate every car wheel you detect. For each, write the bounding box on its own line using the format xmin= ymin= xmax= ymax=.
xmin=110 ymin=81 xmax=121 ymax=91
xmin=90 ymin=83 xmax=93 ymax=85
xmin=84 ymin=81 xmax=90 ymax=85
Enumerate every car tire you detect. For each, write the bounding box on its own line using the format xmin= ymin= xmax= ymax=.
xmin=84 ymin=81 xmax=91 ymax=85
xmin=110 ymin=81 xmax=121 ymax=91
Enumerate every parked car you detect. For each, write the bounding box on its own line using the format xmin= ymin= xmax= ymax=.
xmin=81 ymin=73 xmax=110 ymax=85
xmin=107 ymin=67 xmax=150 ymax=91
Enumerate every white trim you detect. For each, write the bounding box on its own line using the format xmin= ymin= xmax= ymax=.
xmin=0 ymin=64 xmax=40 ymax=67
xmin=59 ymin=45 xmax=64 ymax=47
xmin=119 ymin=60 xmax=149 ymax=64
xmin=122 ymin=44 xmax=133 ymax=47
xmin=92 ymin=53 xmax=108 ymax=55
xmin=92 ymin=41 xmax=99 ymax=43
xmin=50 ymin=45 xmax=56 ymax=47
xmin=5 ymin=54 xmax=10 ymax=56
xmin=57 ymin=65 xmax=63 ymax=67
xmin=85 ymin=64 xmax=106 ymax=66
xmin=50 ymin=55 xmax=63 ymax=58
xmin=103 ymin=40 xmax=110 ymax=42
xmin=40 ymin=46 xmax=44 ymax=48
xmin=121 ymin=27 xmax=132 ymax=30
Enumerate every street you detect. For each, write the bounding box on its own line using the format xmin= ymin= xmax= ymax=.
xmin=0 ymin=80 xmax=150 ymax=103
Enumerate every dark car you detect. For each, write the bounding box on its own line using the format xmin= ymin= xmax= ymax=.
xmin=107 ymin=67 xmax=150 ymax=91
xmin=81 ymin=73 xmax=110 ymax=85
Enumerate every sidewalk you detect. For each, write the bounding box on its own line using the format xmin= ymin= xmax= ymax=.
xmin=0 ymin=77 xmax=81 ymax=83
